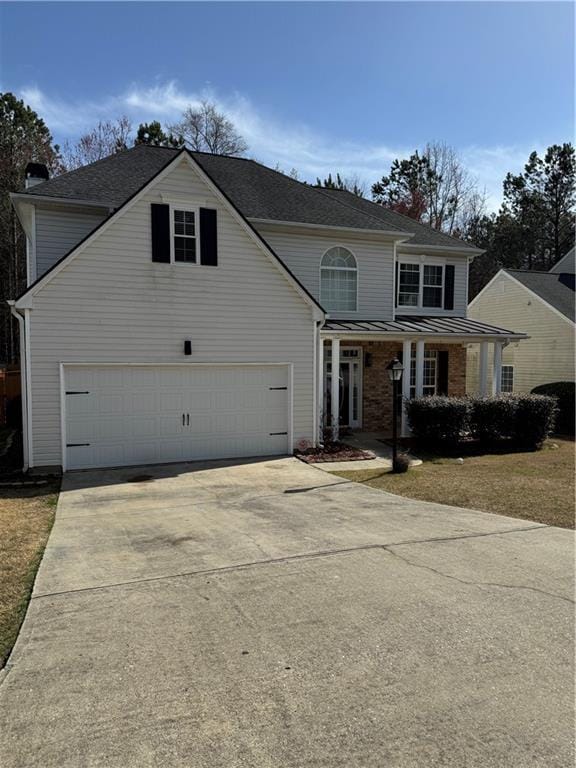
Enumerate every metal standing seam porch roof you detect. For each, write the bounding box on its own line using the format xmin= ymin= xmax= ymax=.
xmin=321 ymin=316 xmax=528 ymax=339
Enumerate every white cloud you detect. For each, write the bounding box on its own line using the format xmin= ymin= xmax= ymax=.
xmin=18 ymin=80 xmax=537 ymax=210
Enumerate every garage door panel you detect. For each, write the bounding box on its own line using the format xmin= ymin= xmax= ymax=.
xmin=98 ymin=393 xmax=125 ymax=415
xmin=158 ymin=392 xmax=186 ymax=411
xmin=65 ymin=365 xmax=290 ymax=470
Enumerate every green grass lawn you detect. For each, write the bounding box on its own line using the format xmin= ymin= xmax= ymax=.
xmin=333 ymin=438 xmax=575 ymax=529
xmin=0 ymin=482 xmax=60 ymax=668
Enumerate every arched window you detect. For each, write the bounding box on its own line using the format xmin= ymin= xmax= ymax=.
xmin=320 ymin=247 xmax=358 ymax=312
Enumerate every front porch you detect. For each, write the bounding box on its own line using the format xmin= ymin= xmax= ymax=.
xmin=318 ymin=316 xmax=528 ymax=441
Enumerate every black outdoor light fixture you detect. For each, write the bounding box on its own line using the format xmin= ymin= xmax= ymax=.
xmin=184 ymin=340 xmax=192 ymax=356
xmin=386 ymin=357 xmax=404 ymax=467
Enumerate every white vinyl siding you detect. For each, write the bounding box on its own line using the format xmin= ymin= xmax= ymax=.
xmin=27 ymin=159 xmax=316 ymax=468
xmin=255 ymin=225 xmax=395 ymax=320
xmin=467 ymin=272 xmax=575 ymax=393
xmin=35 ymin=205 xmax=108 ymax=278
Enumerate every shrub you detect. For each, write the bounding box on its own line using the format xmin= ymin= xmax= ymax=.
xmin=514 ymin=394 xmax=558 ymax=450
xmin=405 ymin=396 xmax=469 ymax=447
xmin=531 ymin=382 xmax=575 ymax=435
xmin=469 ymin=395 xmax=517 ymax=444
xmin=470 ymin=394 xmax=557 ymax=449
xmin=406 ymin=394 xmax=557 ymax=452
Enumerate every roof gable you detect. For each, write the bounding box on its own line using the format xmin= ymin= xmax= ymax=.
xmin=549 ymin=246 xmax=575 ymax=275
xmin=504 ymin=270 xmax=575 ymax=322
xmin=15 ymin=150 xmax=324 ymax=315
xmin=18 ymin=145 xmax=480 ymax=251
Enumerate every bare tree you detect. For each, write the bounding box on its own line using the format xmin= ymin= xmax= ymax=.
xmin=61 ymin=116 xmax=132 ymax=170
xmin=423 ymin=142 xmax=483 ymax=233
xmin=169 ymin=101 xmax=247 ymax=156
xmin=372 ymin=141 xmax=485 ymax=234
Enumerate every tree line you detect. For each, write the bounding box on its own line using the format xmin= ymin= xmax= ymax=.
xmin=1 ymin=90 xmax=574 ymax=363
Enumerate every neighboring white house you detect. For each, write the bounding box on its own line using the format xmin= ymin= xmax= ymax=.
xmin=9 ymin=146 xmax=526 ymax=472
xmin=467 ymin=250 xmax=575 ymax=394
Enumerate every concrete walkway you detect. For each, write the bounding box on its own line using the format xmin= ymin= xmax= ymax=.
xmin=0 ymin=457 xmax=573 ymax=767
xmin=314 ymin=432 xmax=421 ymax=473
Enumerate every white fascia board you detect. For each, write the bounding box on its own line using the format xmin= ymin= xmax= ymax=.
xmin=249 ymin=217 xmax=413 ymax=241
xmin=398 ymin=242 xmax=484 ymax=257
xmin=11 ymin=198 xmax=34 ymax=241
xmin=10 ymin=192 xmax=114 ymax=211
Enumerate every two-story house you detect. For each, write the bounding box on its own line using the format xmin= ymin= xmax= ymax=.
xmin=9 ymin=146 xmax=526 ymax=472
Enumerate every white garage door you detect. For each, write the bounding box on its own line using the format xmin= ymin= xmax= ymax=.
xmin=64 ymin=365 xmax=290 ymax=470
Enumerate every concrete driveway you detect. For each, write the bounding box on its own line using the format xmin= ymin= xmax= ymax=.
xmin=0 ymin=457 xmax=573 ymax=767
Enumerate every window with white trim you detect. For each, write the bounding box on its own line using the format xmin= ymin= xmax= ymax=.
xmin=501 ymin=365 xmax=514 ymax=393
xmin=422 ymin=265 xmax=443 ymax=307
xmin=173 ymin=208 xmax=197 ymax=263
xmin=398 ymin=262 xmax=444 ymax=309
xmin=410 ymin=350 xmax=438 ymax=397
xmin=320 ymin=247 xmax=358 ymax=312
xmin=398 ymin=263 xmax=420 ymax=307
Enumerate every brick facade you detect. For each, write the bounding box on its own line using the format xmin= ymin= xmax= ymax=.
xmin=332 ymin=340 xmax=467 ymax=433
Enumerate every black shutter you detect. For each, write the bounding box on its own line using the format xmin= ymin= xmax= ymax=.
xmin=200 ymin=208 xmax=218 ymax=266
xmin=395 ymin=261 xmax=399 ymax=307
xmin=437 ymin=350 xmax=449 ymax=395
xmin=444 ymin=264 xmax=455 ymax=310
xmin=151 ymin=204 xmax=170 ymax=263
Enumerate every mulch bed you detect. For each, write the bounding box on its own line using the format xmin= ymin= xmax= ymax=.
xmin=296 ymin=442 xmax=375 ymax=464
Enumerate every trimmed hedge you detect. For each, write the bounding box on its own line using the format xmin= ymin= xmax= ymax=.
xmin=404 ymin=396 xmax=469 ymax=447
xmin=406 ymin=393 xmax=557 ymax=451
xmin=531 ymin=382 xmax=575 ymax=435
xmin=469 ymin=396 xmax=516 ymax=444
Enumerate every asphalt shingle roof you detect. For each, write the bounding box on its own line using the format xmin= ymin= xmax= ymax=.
xmin=505 ymin=270 xmax=575 ymax=322
xmin=323 ymin=316 xmax=526 ymax=338
xmin=318 ymin=187 xmax=477 ymax=249
xmin=21 ymin=145 xmax=479 ymax=250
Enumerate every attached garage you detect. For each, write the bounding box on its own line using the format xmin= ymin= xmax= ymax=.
xmin=63 ymin=364 xmax=291 ymax=470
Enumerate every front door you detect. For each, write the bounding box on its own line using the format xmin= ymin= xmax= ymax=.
xmin=325 ymin=347 xmax=362 ymax=428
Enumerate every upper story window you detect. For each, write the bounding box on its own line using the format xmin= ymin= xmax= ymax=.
xmin=320 ymin=247 xmax=358 ymax=312
xmin=397 ymin=262 xmax=444 ymax=309
xmin=172 ymin=208 xmax=197 ymax=263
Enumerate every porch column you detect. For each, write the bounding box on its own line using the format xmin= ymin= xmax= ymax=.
xmin=331 ymin=338 xmax=340 ymax=441
xmin=401 ymin=339 xmax=412 ymax=437
xmin=415 ymin=339 xmax=425 ymax=398
xmin=492 ymin=341 xmax=503 ymax=395
xmin=479 ymin=341 xmax=489 ymax=396
xmin=317 ymin=336 xmax=324 ymax=442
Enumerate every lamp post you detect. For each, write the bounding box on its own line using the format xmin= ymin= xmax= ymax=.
xmin=386 ymin=357 xmax=404 ymax=468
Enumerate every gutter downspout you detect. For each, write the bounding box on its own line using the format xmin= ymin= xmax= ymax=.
xmin=8 ymin=302 xmax=31 ymax=472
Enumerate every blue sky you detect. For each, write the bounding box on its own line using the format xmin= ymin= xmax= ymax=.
xmin=1 ymin=1 xmax=573 ymax=208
